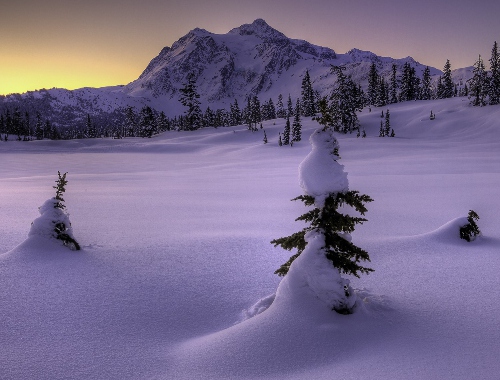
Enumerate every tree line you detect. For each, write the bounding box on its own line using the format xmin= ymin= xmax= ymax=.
xmin=3 ymin=42 xmax=500 ymax=142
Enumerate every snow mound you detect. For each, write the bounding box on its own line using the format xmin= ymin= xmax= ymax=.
xmin=28 ymin=197 xmax=79 ymax=250
xmin=274 ymin=230 xmax=356 ymax=312
xmin=298 ymin=128 xmax=348 ymax=206
xmin=411 ymin=217 xmax=482 ymax=245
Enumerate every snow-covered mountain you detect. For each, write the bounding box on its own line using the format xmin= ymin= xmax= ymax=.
xmin=125 ymin=19 xmax=443 ymax=114
xmin=0 ymin=18 xmax=467 ymax=125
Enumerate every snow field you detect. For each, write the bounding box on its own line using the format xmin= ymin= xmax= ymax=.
xmin=1 ymin=97 xmax=500 ymax=379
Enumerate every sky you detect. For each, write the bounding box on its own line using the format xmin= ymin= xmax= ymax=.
xmin=2 ymin=0 xmax=500 ymax=95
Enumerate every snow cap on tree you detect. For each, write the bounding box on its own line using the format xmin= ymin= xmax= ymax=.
xmin=29 ymin=172 xmax=80 ymax=251
xmin=298 ymin=128 xmax=348 ymax=207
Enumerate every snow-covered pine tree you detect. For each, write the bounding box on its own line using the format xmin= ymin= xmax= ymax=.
xmin=292 ymin=99 xmax=302 ymax=143
xmin=390 ymin=63 xmax=398 ymax=104
xmin=139 ymin=106 xmax=156 ymax=137
xmin=489 ymin=41 xmax=500 ymax=105
xmin=283 ymin=116 xmax=291 ymax=145
xmin=179 ymin=73 xmax=202 ymax=130
xmin=29 ymin=171 xmax=80 ymax=251
xmin=384 ymin=109 xmax=391 ymax=136
xmin=271 ymin=126 xmax=373 ymax=314
xmin=379 ymin=120 xmax=384 ymax=137
xmin=399 ymin=63 xmax=418 ymax=101
xmin=442 ymin=59 xmax=454 ymax=99
xmin=124 ymin=106 xmax=137 ymax=137
xmin=301 ymin=69 xmax=316 ymax=117
xmin=468 ymin=55 xmax=489 ymax=107
xmin=421 ymin=66 xmax=432 ymax=100
xmin=34 ymin=112 xmax=44 ymax=140
xmin=276 ymin=94 xmax=286 ymax=119
xmin=376 ymin=77 xmax=388 ymax=106
xmin=459 ymin=210 xmax=481 ymax=242
xmin=230 ymin=99 xmax=242 ymax=126
xmin=287 ymin=94 xmax=294 ymax=118
xmin=368 ymin=62 xmax=379 ymax=106
xmin=329 ymin=66 xmax=362 ymax=134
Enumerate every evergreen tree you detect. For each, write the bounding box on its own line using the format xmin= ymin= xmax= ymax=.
xmin=33 ymin=112 xmax=43 ymax=140
xmin=230 ymin=99 xmax=242 ymax=126
xmin=489 ymin=41 xmax=500 ymax=105
xmin=179 ymin=73 xmax=202 ymax=130
xmin=292 ymin=99 xmax=302 ymax=143
xmin=328 ymin=66 xmax=362 ymax=134
xmin=459 ymin=210 xmax=481 ymax=242
xmin=399 ymin=63 xmax=417 ymax=101
xmin=421 ymin=66 xmax=432 ymax=100
xmin=139 ymin=106 xmax=156 ymax=137
xmin=390 ymin=63 xmax=398 ymax=104
xmin=29 ymin=172 xmax=80 ymax=250
xmin=376 ymin=77 xmax=388 ymax=106
xmin=301 ymin=69 xmax=316 ymax=117
xmin=86 ymin=114 xmax=98 ymax=138
xmin=276 ymin=94 xmax=286 ymax=118
xmin=379 ymin=120 xmax=384 ymax=137
xmin=287 ymin=94 xmax=294 ymax=118
xmin=12 ymin=108 xmax=22 ymax=140
xmin=124 ymin=107 xmax=137 ymax=136
xmin=23 ymin=111 xmax=31 ymax=140
xmin=367 ymin=62 xmax=379 ymax=106
xmin=271 ymin=128 xmax=373 ymax=313
xmin=283 ymin=116 xmax=291 ymax=145
xmin=263 ymin=130 xmax=268 ymax=144
xmin=441 ymin=59 xmax=454 ymax=98
xmin=251 ymin=96 xmax=262 ymax=130
xmin=468 ymin=55 xmax=489 ymax=107
xmin=384 ymin=109 xmax=391 ymax=136
xmin=278 ymin=133 xmax=283 ymax=146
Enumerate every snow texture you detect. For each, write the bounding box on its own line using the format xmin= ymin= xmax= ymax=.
xmin=1 ymin=97 xmax=500 ymax=379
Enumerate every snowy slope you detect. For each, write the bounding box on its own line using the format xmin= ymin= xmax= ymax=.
xmin=1 ymin=97 xmax=500 ymax=379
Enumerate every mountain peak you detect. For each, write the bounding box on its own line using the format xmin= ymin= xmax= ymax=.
xmin=229 ymin=18 xmax=286 ymax=41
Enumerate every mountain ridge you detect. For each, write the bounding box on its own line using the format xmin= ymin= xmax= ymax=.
xmin=1 ymin=18 xmax=465 ymax=129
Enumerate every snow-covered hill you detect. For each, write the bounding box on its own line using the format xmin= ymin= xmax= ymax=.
xmin=1 ymin=18 xmax=469 ymax=125
xmin=1 ymin=97 xmax=500 ymax=379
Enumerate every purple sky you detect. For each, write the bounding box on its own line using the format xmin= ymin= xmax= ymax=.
xmin=2 ymin=0 xmax=499 ymax=95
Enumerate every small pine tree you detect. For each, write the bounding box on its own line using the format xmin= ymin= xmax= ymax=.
xmin=30 ymin=172 xmax=80 ymax=251
xmin=384 ymin=109 xmax=391 ymax=136
xmin=263 ymin=130 xmax=268 ymax=144
xmin=278 ymin=133 xmax=283 ymax=146
xmin=292 ymin=100 xmax=302 ymax=143
xmin=271 ymin=129 xmax=374 ymax=314
xmin=283 ymin=116 xmax=291 ymax=145
xmin=459 ymin=210 xmax=481 ymax=242
xmin=379 ymin=121 xmax=384 ymax=137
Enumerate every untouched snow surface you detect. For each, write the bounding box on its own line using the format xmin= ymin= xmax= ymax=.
xmin=1 ymin=97 xmax=500 ymax=379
